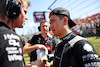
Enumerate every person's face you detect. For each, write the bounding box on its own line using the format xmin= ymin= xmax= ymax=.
xmin=14 ymin=1 xmax=28 ymax=28
xmin=40 ymin=22 xmax=49 ymax=34
xmin=49 ymin=15 xmax=64 ymax=37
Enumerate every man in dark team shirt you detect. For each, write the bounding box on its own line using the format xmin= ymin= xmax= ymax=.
xmin=0 ymin=0 xmax=30 ymax=67
xmin=0 ymin=0 xmax=43 ymax=67
xmin=48 ymin=7 xmax=100 ymax=67
xmin=23 ymin=20 xmax=56 ymax=64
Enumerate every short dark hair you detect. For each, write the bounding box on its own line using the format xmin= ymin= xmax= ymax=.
xmin=0 ymin=0 xmax=6 ymax=19
xmin=56 ymin=14 xmax=66 ymax=19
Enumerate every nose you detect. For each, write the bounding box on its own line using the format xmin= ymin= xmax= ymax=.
xmin=25 ymin=15 xmax=28 ymax=20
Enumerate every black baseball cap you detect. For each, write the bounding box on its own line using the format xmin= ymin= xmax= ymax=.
xmin=49 ymin=7 xmax=76 ymax=28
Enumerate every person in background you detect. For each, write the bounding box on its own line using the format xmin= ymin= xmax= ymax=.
xmin=23 ymin=20 xmax=56 ymax=66
xmin=96 ymin=16 xmax=100 ymax=38
xmin=47 ymin=7 xmax=100 ymax=67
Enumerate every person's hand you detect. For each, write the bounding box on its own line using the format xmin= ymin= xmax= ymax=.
xmin=40 ymin=55 xmax=48 ymax=67
xmin=31 ymin=60 xmax=42 ymax=67
xmin=44 ymin=60 xmax=53 ymax=67
xmin=40 ymin=55 xmax=48 ymax=63
xmin=44 ymin=61 xmax=51 ymax=67
xmin=35 ymin=44 xmax=46 ymax=51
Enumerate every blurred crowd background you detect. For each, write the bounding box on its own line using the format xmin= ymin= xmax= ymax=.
xmin=72 ymin=13 xmax=100 ymax=37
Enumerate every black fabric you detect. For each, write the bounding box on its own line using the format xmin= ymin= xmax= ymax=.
xmin=28 ymin=34 xmax=56 ymax=62
xmin=53 ymin=32 xmax=100 ymax=67
xmin=28 ymin=34 xmax=44 ymax=61
xmin=0 ymin=22 xmax=23 ymax=67
xmin=0 ymin=21 xmax=10 ymax=29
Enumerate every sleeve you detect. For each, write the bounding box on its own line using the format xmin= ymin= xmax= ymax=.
xmin=27 ymin=35 xmax=35 ymax=45
xmin=73 ymin=40 xmax=100 ymax=67
xmin=46 ymin=37 xmax=56 ymax=50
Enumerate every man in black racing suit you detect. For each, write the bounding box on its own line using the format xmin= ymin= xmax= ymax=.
xmin=54 ymin=32 xmax=100 ymax=67
xmin=49 ymin=7 xmax=100 ymax=67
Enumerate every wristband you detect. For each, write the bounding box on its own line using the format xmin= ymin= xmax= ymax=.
xmin=50 ymin=63 xmax=53 ymax=67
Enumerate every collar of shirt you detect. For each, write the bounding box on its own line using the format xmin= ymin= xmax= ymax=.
xmin=0 ymin=21 xmax=10 ymax=29
xmin=60 ymin=32 xmax=75 ymax=42
xmin=56 ymin=32 xmax=76 ymax=47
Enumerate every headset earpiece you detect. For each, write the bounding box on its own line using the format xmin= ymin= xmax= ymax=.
xmin=49 ymin=29 xmax=51 ymax=31
xmin=38 ymin=26 xmax=41 ymax=31
xmin=5 ymin=0 xmax=21 ymax=19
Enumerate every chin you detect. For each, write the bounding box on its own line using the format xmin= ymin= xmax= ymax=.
xmin=17 ymin=26 xmax=23 ymax=28
xmin=54 ymin=35 xmax=57 ymax=37
xmin=54 ymin=34 xmax=57 ymax=36
xmin=21 ymin=26 xmax=24 ymax=28
xmin=54 ymin=33 xmax=59 ymax=37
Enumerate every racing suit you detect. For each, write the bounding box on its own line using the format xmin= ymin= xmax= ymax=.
xmin=28 ymin=34 xmax=56 ymax=62
xmin=53 ymin=32 xmax=100 ymax=67
xmin=0 ymin=22 xmax=23 ymax=67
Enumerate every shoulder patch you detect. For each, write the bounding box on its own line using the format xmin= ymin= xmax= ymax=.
xmin=83 ymin=44 xmax=93 ymax=52
xmin=68 ymin=35 xmax=87 ymax=47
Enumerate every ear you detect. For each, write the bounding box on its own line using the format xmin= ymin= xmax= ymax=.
xmin=64 ymin=17 xmax=68 ymax=25
xmin=64 ymin=17 xmax=68 ymax=21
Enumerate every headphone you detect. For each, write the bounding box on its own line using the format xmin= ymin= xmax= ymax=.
xmin=5 ymin=0 xmax=21 ymax=19
xmin=38 ymin=26 xmax=41 ymax=31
